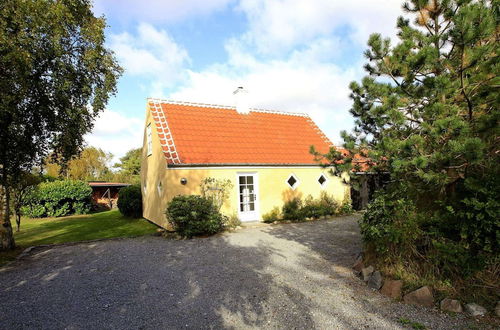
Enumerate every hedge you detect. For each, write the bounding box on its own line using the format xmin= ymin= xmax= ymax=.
xmin=21 ymin=180 xmax=92 ymax=218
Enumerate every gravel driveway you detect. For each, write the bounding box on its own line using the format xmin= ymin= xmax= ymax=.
xmin=0 ymin=215 xmax=486 ymax=329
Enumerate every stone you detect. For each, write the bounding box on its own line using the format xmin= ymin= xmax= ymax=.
xmin=380 ymin=279 xmax=403 ymax=299
xmin=465 ymin=303 xmax=487 ymax=317
xmin=352 ymin=255 xmax=364 ymax=272
xmin=495 ymin=301 xmax=500 ymax=317
xmin=440 ymin=298 xmax=463 ymax=313
xmin=403 ymin=286 xmax=434 ymax=307
xmin=361 ymin=266 xmax=374 ymax=282
xmin=368 ymin=271 xmax=383 ymax=290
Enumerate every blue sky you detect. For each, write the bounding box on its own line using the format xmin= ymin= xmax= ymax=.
xmin=87 ymin=0 xmax=403 ymax=161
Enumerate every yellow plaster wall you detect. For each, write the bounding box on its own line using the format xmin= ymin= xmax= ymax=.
xmin=140 ymin=104 xmax=170 ymax=228
xmin=144 ymin=165 xmax=350 ymax=227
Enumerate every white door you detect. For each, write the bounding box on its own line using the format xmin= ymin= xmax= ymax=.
xmin=237 ymin=173 xmax=259 ymax=222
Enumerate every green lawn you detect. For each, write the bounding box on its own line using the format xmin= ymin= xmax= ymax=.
xmin=1 ymin=210 xmax=159 ymax=265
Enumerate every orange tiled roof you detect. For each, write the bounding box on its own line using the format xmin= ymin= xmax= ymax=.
xmin=148 ymin=99 xmax=334 ymax=165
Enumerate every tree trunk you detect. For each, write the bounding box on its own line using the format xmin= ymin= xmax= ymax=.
xmin=0 ymin=183 xmax=16 ymax=250
xmin=16 ymin=213 xmax=21 ymax=232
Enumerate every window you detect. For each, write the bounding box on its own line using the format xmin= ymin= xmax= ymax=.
xmin=318 ymin=174 xmax=328 ymax=188
xmin=143 ymin=181 xmax=147 ymax=195
xmin=286 ymin=174 xmax=299 ymax=190
xmin=157 ymin=181 xmax=162 ymax=194
xmin=146 ymin=123 xmax=152 ymax=156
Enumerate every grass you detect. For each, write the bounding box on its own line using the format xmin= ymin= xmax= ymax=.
xmin=398 ymin=317 xmax=426 ymax=329
xmin=0 ymin=210 xmax=159 ymax=265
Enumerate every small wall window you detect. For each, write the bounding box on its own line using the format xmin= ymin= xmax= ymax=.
xmin=143 ymin=181 xmax=147 ymax=195
xmin=286 ymin=174 xmax=299 ymax=190
xmin=157 ymin=181 xmax=162 ymax=194
xmin=318 ymin=174 xmax=328 ymax=188
xmin=146 ymin=123 xmax=152 ymax=156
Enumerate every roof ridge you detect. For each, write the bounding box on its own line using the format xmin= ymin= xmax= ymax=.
xmin=147 ymin=97 xmax=310 ymax=118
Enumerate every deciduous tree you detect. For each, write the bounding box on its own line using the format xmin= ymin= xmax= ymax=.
xmin=0 ymin=0 xmax=122 ymax=249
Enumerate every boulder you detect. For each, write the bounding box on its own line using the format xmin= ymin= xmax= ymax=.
xmin=495 ymin=301 xmax=500 ymax=317
xmin=352 ymin=256 xmax=364 ymax=272
xmin=440 ymin=298 xmax=463 ymax=313
xmin=403 ymin=286 xmax=434 ymax=307
xmin=381 ymin=279 xmax=403 ymax=299
xmin=368 ymin=271 xmax=383 ymax=290
xmin=465 ymin=303 xmax=487 ymax=317
xmin=361 ymin=266 xmax=374 ymax=282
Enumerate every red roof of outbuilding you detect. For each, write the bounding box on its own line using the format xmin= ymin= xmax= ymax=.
xmin=148 ymin=99 xmax=334 ymax=165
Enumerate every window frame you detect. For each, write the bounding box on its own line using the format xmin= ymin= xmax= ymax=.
xmin=285 ymin=173 xmax=300 ymax=190
xmin=317 ymin=173 xmax=329 ymax=188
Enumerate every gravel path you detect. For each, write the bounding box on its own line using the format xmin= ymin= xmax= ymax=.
xmin=0 ymin=215 xmax=487 ymax=329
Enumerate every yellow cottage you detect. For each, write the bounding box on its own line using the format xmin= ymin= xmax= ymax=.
xmin=141 ymin=96 xmax=349 ymax=227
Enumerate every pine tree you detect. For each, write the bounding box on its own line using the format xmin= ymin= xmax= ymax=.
xmin=329 ymin=0 xmax=499 ymax=273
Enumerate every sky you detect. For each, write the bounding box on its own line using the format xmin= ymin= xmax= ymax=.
xmin=87 ymin=0 xmax=404 ymax=163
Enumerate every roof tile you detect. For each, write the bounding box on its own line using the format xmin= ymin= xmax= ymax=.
xmin=149 ymin=99 xmax=334 ymax=165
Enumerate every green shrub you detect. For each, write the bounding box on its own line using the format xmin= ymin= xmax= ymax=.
xmin=360 ymin=192 xmax=421 ymax=256
xmin=301 ymin=195 xmax=325 ymax=219
xmin=282 ymin=197 xmax=305 ymax=221
xmin=318 ymin=191 xmax=339 ymax=215
xmin=338 ymin=199 xmax=353 ymax=215
xmin=262 ymin=207 xmax=282 ymax=223
xmin=117 ymin=185 xmax=142 ymax=218
xmin=223 ymin=212 xmax=241 ymax=229
xmin=166 ymin=195 xmax=225 ymax=238
xmin=21 ymin=180 xmax=92 ymax=218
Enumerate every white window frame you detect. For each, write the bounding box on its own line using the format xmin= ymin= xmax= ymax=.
xmin=286 ymin=173 xmax=300 ymax=190
xmin=146 ymin=123 xmax=152 ymax=156
xmin=317 ymin=173 xmax=329 ymax=189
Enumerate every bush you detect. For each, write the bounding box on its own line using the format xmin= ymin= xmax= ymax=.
xmin=282 ymin=197 xmax=305 ymax=221
xmin=223 ymin=212 xmax=241 ymax=229
xmin=360 ymin=192 xmax=421 ymax=256
xmin=318 ymin=191 xmax=339 ymax=215
xmin=262 ymin=207 xmax=282 ymax=223
xmin=301 ymin=195 xmax=325 ymax=219
xmin=166 ymin=195 xmax=225 ymax=238
xmin=21 ymin=180 xmax=92 ymax=218
xmin=117 ymin=185 xmax=142 ymax=218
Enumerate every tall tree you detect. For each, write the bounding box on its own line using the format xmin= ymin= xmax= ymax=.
xmin=327 ymin=0 xmax=498 ymax=274
xmin=67 ymin=147 xmax=113 ymax=181
xmin=0 ymin=0 xmax=122 ymax=249
xmin=113 ymin=148 xmax=141 ymax=184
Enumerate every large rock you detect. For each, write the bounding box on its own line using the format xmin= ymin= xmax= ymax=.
xmin=368 ymin=271 xmax=383 ymax=290
xmin=352 ymin=256 xmax=364 ymax=272
xmin=381 ymin=279 xmax=403 ymax=299
xmin=361 ymin=266 xmax=374 ymax=282
xmin=440 ymin=298 xmax=463 ymax=313
xmin=495 ymin=301 xmax=500 ymax=317
xmin=465 ymin=303 xmax=487 ymax=317
xmin=403 ymin=286 xmax=434 ymax=307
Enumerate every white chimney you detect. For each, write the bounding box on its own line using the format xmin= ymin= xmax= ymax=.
xmin=233 ymin=86 xmax=249 ymax=114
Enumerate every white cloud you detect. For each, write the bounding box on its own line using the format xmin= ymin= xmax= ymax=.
xmin=93 ymin=0 xmax=234 ymax=23
xmin=171 ymin=40 xmax=362 ymax=144
xmin=85 ymin=110 xmax=143 ymax=163
xmin=237 ymin=0 xmax=402 ymax=55
xmin=109 ymin=23 xmax=190 ymax=96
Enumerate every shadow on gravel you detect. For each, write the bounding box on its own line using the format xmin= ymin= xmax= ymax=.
xmin=263 ymin=215 xmax=363 ymax=266
xmin=0 ymin=234 xmax=314 ymax=329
